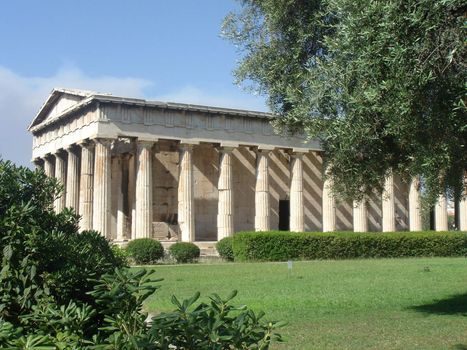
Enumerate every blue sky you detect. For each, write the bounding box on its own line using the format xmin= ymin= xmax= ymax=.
xmin=0 ymin=0 xmax=267 ymax=167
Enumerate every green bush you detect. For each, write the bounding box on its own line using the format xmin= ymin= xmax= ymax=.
xmin=216 ymin=237 xmax=234 ymax=261
xmin=169 ymin=242 xmax=200 ymax=263
xmin=126 ymin=238 xmax=164 ymax=264
xmin=233 ymin=231 xmax=467 ymax=261
xmin=0 ymin=159 xmax=282 ymax=348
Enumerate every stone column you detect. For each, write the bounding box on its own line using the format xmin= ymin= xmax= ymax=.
xmin=290 ymin=152 xmax=304 ymax=232
xmin=322 ymin=167 xmax=336 ymax=232
xmin=128 ymin=154 xmax=136 ymax=239
xmin=93 ymin=138 xmax=112 ymax=237
xmin=79 ymin=141 xmax=94 ymax=231
xmin=178 ymin=143 xmax=195 ymax=242
xmin=382 ymin=171 xmax=396 ymax=232
xmin=65 ymin=145 xmax=80 ymax=211
xmin=435 ymin=192 xmax=448 ymax=231
xmin=255 ymin=149 xmax=271 ymax=231
xmin=217 ymin=147 xmax=234 ymax=240
xmin=135 ymin=141 xmax=154 ymax=239
xmin=115 ymin=156 xmax=126 ymax=241
xmin=53 ymin=150 xmax=66 ymax=213
xmin=353 ymin=199 xmax=368 ymax=232
xmin=408 ymin=176 xmax=422 ymax=231
xmin=459 ymin=198 xmax=467 ymax=232
xmin=43 ymin=155 xmax=54 ymax=177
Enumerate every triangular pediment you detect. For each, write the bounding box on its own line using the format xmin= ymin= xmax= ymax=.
xmin=28 ymin=88 xmax=95 ymax=130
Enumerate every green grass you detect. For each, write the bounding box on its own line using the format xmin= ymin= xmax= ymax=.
xmin=141 ymin=257 xmax=467 ymax=349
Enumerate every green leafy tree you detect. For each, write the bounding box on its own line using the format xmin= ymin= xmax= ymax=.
xmin=222 ymin=0 xmax=466 ymax=204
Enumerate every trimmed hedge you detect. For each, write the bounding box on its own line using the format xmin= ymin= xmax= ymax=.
xmin=216 ymin=237 xmax=234 ymax=261
xmin=169 ymin=242 xmax=200 ymax=263
xmin=232 ymin=231 xmax=467 ymax=262
xmin=126 ymin=238 xmax=164 ymax=264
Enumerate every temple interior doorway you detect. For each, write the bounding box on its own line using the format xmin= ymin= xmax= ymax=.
xmin=279 ymin=199 xmax=290 ymax=231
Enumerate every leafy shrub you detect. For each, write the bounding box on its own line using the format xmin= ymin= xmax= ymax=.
xmin=151 ymin=290 xmax=284 ymax=349
xmin=0 ymin=160 xmax=125 ymax=323
xmin=126 ymin=238 xmax=164 ymax=264
xmin=233 ymin=231 xmax=467 ymax=261
xmin=169 ymin=242 xmax=200 ymax=263
xmin=216 ymin=237 xmax=234 ymax=261
xmin=0 ymin=159 xmax=282 ymax=348
xmin=111 ymin=244 xmax=130 ymax=266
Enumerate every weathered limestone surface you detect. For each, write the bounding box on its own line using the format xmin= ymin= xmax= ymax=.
xmin=193 ymin=144 xmax=218 ymax=240
xmin=289 ymin=153 xmax=304 ymax=232
xmin=153 ymin=140 xmax=178 ymax=227
xmin=382 ymin=172 xmax=396 ymax=232
xmin=65 ymin=146 xmax=80 ymax=211
xmin=255 ymin=149 xmax=271 ymax=231
xmin=93 ymin=138 xmax=112 ymax=237
xmin=53 ymin=151 xmax=66 ymax=212
xmin=79 ymin=141 xmax=94 ymax=231
xmin=409 ymin=177 xmax=422 ymax=231
xmin=353 ymin=199 xmax=368 ymax=232
xmin=435 ymin=192 xmax=448 ymax=231
xmin=232 ymin=147 xmax=256 ymax=232
xmin=322 ymin=167 xmax=336 ymax=232
xmin=135 ymin=141 xmax=154 ymax=239
xmin=178 ymin=144 xmax=195 ymax=241
xmin=460 ymin=196 xmax=467 ymax=231
xmin=44 ymin=155 xmax=54 ymax=177
xmin=217 ymin=147 xmax=234 ymax=239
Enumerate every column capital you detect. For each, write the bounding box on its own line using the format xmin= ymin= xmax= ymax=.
xmin=54 ymin=148 xmax=66 ymax=157
xmin=218 ymin=146 xmax=235 ymax=154
xmin=290 ymin=151 xmax=305 ymax=159
xmin=78 ymin=139 xmax=95 ymax=150
xmin=136 ymin=139 xmax=156 ymax=149
xmin=92 ymin=137 xmax=114 ymax=147
xmin=43 ymin=152 xmax=54 ymax=160
xmin=179 ymin=143 xmax=195 ymax=152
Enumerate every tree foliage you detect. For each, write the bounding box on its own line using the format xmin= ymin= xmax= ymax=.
xmin=223 ymin=0 xmax=466 ymax=204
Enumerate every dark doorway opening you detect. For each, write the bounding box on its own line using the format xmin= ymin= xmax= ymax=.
xmin=279 ymin=199 xmax=290 ymax=231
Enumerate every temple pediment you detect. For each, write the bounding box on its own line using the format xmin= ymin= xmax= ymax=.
xmin=28 ymin=88 xmax=95 ymax=130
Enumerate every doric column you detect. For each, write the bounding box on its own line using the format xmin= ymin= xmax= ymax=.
xmin=408 ymin=176 xmax=422 ymax=231
xmin=322 ymin=167 xmax=336 ymax=232
xmin=53 ymin=150 xmax=66 ymax=213
xmin=217 ymin=147 xmax=234 ymax=240
xmin=43 ymin=154 xmax=54 ymax=177
xmin=65 ymin=145 xmax=80 ymax=211
xmin=178 ymin=143 xmax=195 ymax=242
xmin=353 ymin=199 xmax=368 ymax=232
xmin=115 ymin=155 xmax=126 ymax=241
xmin=79 ymin=141 xmax=94 ymax=231
xmin=435 ymin=192 xmax=448 ymax=231
xmin=128 ymin=154 xmax=136 ymax=239
xmin=382 ymin=171 xmax=396 ymax=232
xmin=135 ymin=140 xmax=154 ymax=239
xmin=255 ymin=149 xmax=271 ymax=231
xmin=92 ymin=138 xmax=112 ymax=237
xmin=290 ymin=152 xmax=304 ymax=232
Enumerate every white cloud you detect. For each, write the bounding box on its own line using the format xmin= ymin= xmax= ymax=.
xmin=0 ymin=65 xmax=153 ymax=167
xmin=0 ymin=66 xmax=267 ymax=168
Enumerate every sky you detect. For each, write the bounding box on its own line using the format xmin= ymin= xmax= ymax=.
xmin=0 ymin=0 xmax=267 ymax=167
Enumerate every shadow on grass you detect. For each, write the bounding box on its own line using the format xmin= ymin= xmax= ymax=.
xmin=453 ymin=345 xmax=467 ymax=350
xmin=410 ymin=292 xmax=467 ymax=316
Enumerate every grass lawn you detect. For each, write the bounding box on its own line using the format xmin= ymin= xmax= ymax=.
xmin=140 ymin=257 xmax=467 ymax=349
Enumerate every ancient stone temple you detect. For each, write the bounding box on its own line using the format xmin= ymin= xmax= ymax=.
xmin=28 ymin=88 xmax=466 ymax=243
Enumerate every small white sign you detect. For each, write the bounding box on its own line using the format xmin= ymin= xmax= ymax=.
xmin=287 ymin=260 xmax=293 ymax=270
